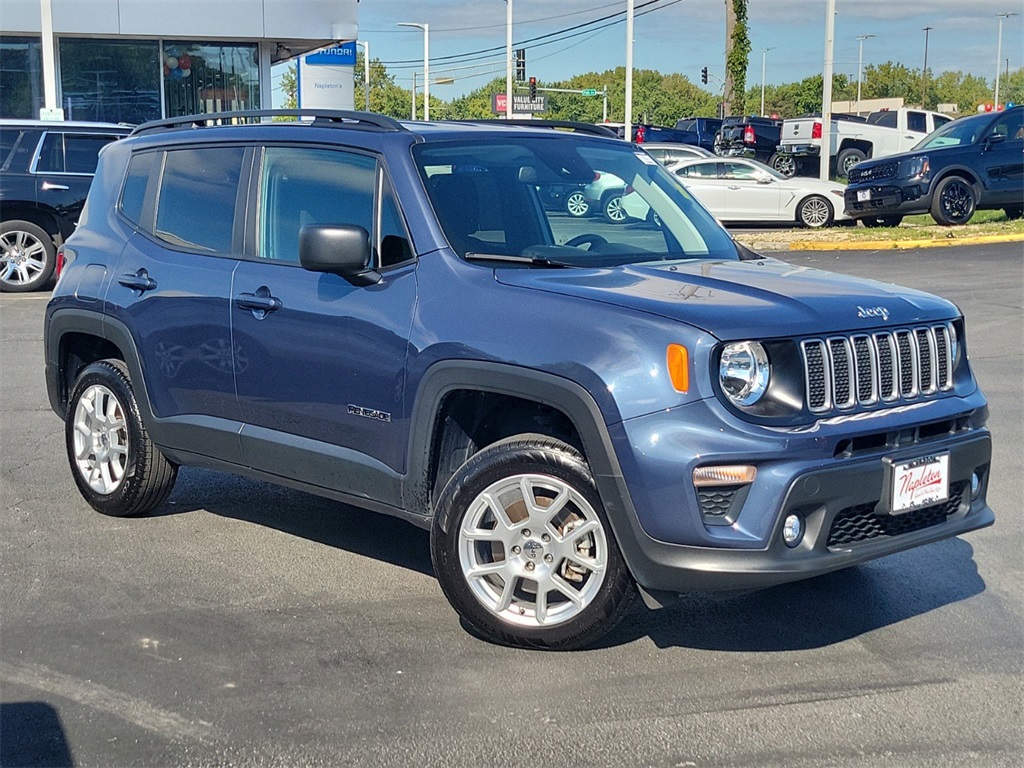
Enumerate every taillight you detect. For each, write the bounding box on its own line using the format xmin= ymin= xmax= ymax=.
xmin=743 ymin=125 xmax=755 ymax=144
xmin=624 ymin=185 xmax=634 ymax=195
xmin=593 ymin=172 xmax=602 ymax=181
xmin=56 ymin=247 xmax=66 ymax=278
xmin=811 ymin=121 xmax=822 ymax=139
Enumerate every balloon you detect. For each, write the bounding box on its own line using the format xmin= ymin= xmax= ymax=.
xmin=1007 ymin=102 xmax=1016 ymax=108
xmin=165 ymin=56 xmax=178 ymax=70
xmin=164 ymin=65 xmax=170 ymax=76
xmin=178 ymin=53 xmax=191 ymax=69
xmin=180 ymin=68 xmax=191 ymax=78
xmin=985 ymin=103 xmax=993 ymax=112
xmin=170 ymin=67 xmax=183 ymax=80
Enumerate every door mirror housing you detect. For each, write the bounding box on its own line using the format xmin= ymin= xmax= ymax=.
xmin=299 ymin=224 xmax=380 ymax=286
xmin=756 ymin=173 xmax=774 ymax=184
xmin=983 ymin=133 xmax=1006 ymax=150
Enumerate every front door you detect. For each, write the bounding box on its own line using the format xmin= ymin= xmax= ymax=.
xmin=232 ymin=146 xmax=417 ymax=504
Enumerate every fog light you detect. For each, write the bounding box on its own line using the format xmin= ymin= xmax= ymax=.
xmin=782 ymin=513 xmax=804 ymax=547
xmin=971 ymin=472 xmax=981 ymax=500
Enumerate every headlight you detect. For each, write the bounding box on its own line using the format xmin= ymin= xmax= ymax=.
xmin=905 ymin=156 xmax=929 ymax=179
xmin=948 ymin=322 xmax=960 ymax=365
xmin=719 ymin=341 xmax=770 ymax=406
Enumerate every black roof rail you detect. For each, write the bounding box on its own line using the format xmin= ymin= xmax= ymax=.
xmin=453 ymin=119 xmax=620 ymax=138
xmin=130 ymin=109 xmax=406 ymax=136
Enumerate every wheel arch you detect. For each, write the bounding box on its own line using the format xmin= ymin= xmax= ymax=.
xmin=929 ymin=166 xmax=981 ymax=196
xmin=1 ymin=204 xmax=65 ymax=244
xmin=837 ymin=138 xmax=871 ymax=156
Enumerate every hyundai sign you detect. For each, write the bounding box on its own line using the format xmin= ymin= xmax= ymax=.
xmin=298 ymin=42 xmax=356 ymax=110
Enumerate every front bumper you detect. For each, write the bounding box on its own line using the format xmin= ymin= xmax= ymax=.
xmin=844 ymin=182 xmax=929 ymax=217
xmin=602 ymin=394 xmax=994 ymax=595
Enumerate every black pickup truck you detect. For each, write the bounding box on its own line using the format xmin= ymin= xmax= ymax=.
xmin=714 ymin=116 xmax=783 ymax=165
xmin=673 ymin=117 xmax=723 ymax=153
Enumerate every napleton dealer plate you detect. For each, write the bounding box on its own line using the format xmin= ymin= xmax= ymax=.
xmin=891 ymin=453 xmax=950 ymax=514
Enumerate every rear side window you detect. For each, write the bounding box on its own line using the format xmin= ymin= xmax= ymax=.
xmin=35 ymin=133 xmax=64 ymax=172
xmin=907 ymin=112 xmax=927 ymax=133
xmin=120 ymin=151 xmax=159 ymax=228
xmin=155 ymin=147 xmax=244 ymax=253
xmin=65 ymin=134 xmax=118 ymax=173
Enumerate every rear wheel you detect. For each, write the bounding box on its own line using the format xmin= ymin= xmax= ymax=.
xmin=836 ymin=148 xmax=867 ymax=179
xmin=1003 ymin=205 xmax=1023 ymax=220
xmin=769 ymin=153 xmax=797 ymax=179
xmin=603 ymin=194 xmax=628 ymax=223
xmin=0 ymin=220 xmax=56 ymax=293
xmin=431 ymin=435 xmax=637 ymax=650
xmin=797 ymin=195 xmax=834 ymax=228
xmin=861 ymin=215 xmax=904 ymax=228
xmin=930 ymin=176 xmax=977 ymax=225
xmin=565 ymin=191 xmax=590 ymax=218
xmin=65 ymin=360 xmax=177 ymax=516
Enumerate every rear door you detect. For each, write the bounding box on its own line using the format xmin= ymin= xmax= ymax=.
xmin=232 ymin=145 xmax=417 ymax=504
xmin=109 ymin=145 xmax=247 ymax=462
xmin=979 ymin=110 xmax=1024 ymax=204
xmin=673 ymin=161 xmax=727 ymax=217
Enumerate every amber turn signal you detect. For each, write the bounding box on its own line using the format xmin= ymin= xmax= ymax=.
xmin=693 ymin=465 xmax=757 ymax=487
xmin=666 ymin=344 xmax=689 ymax=393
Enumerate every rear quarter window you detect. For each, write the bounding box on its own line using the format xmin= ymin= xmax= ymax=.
xmin=119 ymin=151 xmax=160 ymax=229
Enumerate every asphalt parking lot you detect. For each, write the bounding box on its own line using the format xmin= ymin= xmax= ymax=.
xmin=1 ymin=243 xmax=1022 ymax=767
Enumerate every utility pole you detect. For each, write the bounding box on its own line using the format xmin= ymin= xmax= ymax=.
xmin=760 ymin=47 xmax=774 ymax=117
xmin=994 ymin=13 xmax=1018 ymax=109
xmin=723 ymin=0 xmax=735 ymax=116
xmin=625 ymin=0 xmax=635 ymax=140
xmin=505 ymin=0 xmax=513 ymax=119
xmin=921 ymin=26 xmax=932 ymax=107
xmin=820 ymin=0 xmax=836 ymax=182
xmin=856 ymin=34 xmax=874 ymax=113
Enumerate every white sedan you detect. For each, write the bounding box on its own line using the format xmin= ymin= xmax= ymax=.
xmin=621 ymin=156 xmax=850 ymax=228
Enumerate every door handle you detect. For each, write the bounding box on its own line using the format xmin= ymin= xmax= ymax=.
xmin=41 ymin=181 xmax=70 ymax=191
xmin=118 ymin=269 xmax=157 ymax=293
xmin=236 ymin=287 xmax=282 ymax=318
xmin=727 ymin=185 xmax=741 ymax=190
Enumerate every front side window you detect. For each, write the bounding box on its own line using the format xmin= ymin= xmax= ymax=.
xmin=415 ymin=137 xmax=738 ymax=265
xmin=155 ymin=147 xmax=244 ymax=253
xmin=259 ymin=147 xmax=375 ymax=263
xmin=907 ymin=112 xmax=927 ymax=133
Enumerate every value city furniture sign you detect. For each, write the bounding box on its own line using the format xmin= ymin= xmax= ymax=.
xmin=298 ymin=42 xmax=356 ymax=111
xmin=492 ymin=93 xmax=547 ymax=114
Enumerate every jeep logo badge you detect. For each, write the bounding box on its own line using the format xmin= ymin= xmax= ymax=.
xmin=522 ymin=540 xmax=544 ymax=560
xmin=857 ymin=305 xmax=890 ymax=322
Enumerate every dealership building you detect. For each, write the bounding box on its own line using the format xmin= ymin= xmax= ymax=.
xmin=0 ymin=0 xmax=358 ymax=122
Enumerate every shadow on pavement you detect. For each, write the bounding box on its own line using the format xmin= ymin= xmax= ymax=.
xmin=0 ymin=702 xmax=74 ymax=767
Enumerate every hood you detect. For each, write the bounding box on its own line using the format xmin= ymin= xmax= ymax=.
xmin=495 ymin=258 xmax=957 ymax=340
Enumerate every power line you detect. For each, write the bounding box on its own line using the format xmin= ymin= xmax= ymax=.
xmin=360 ymin=1 xmax=624 ymax=34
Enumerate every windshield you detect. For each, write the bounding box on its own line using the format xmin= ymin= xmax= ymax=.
xmin=413 ymin=136 xmax=739 ymax=267
xmin=913 ymin=115 xmax=989 ymax=150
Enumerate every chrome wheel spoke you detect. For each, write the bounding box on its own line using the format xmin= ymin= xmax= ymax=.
xmin=72 ymin=383 xmax=130 ymax=495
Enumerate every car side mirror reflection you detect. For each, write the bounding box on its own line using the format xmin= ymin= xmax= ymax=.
xmin=984 ymin=133 xmax=1006 ymax=149
xmin=756 ymin=174 xmax=774 ymax=184
xmin=299 ymin=224 xmax=380 ymax=286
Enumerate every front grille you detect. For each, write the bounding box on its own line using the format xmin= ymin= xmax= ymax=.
xmin=848 ymin=161 xmax=898 ymax=184
xmin=697 ymin=487 xmax=739 ymax=517
xmin=827 ymin=481 xmax=966 ymax=547
xmin=801 ymin=324 xmax=955 ymax=415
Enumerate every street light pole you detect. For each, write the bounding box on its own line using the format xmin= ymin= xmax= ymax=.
xmin=820 ymin=0 xmax=836 ymax=181
xmin=398 ymin=22 xmax=429 ymax=120
xmin=760 ymin=47 xmax=775 ymax=117
xmin=505 ymin=0 xmax=513 ymax=119
xmin=356 ymin=40 xmax=370 ymax=111
xmin=625 ymin=0 xmax=635 ymax=140
xmin=921 ymin=26 xmax=933 ymax=107
xmin=994 ymin=12 xmax=1018 ymax=108
xmin=856 ymin=34 xmax=874 ymax=112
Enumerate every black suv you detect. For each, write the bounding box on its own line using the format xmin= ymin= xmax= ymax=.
xmin=0 ymin=120 xmax=130 ymax=292
xmin=45 ymin=110 xmax=994 ymax=650
xmin=845 ymin=107 xmax=1024 ymax=226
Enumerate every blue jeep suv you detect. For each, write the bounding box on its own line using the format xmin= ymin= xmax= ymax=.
xmin=45 ymin=110 xmax=994 ymax=649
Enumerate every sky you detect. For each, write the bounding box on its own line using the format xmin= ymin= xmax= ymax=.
xmin=344 ymin=0 xmax=1023 ymax=98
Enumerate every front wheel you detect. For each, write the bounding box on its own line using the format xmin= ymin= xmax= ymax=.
xmin=565 ymin=190 xmax=590 ymax=218
xmin=769 ymin=153 xmax=797 ymax=179
xmin=65 ymin=360 xmax=178 ymax=516
xmin=0 ymin=220 xmax=56 ymax=292
xmin=861 ymin=215 xmax=904 ymax=228
xmin=431 ymin=435 xmax=637 ymax=650
xmin=797 ymin=195 xmax=834 ymax=228
xmin=930 ymin=176 xmax=977 ymax=226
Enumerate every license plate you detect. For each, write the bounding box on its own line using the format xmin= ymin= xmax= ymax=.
xmin=857 ymin=189 xmax=871 ymax=202
xmin=891 ymin=453 xmax=950 ymax=514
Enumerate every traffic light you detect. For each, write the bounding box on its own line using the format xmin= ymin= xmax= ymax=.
xmin=515 ymin=49 xmax=526 ymax=82
xmin=529 ymin=76 xmax=537 ymax=99
xmin=701 ymin=66 xmax=708 ymax=85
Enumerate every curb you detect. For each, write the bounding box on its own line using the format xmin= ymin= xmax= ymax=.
xmin=742 ymin=233 xmax=1024 ymax=253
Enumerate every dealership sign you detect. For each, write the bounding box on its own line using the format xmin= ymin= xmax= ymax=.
xmin=298 ymin=42 xmax=356 ymax=111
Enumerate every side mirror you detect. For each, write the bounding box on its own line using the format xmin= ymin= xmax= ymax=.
xmin=984 ymin=133 xmax=1006 ymax=149
xmin=756 ymin=174 xmax=774 ymax=184
xmin=299 ymin=224 xmax=380 ymax=286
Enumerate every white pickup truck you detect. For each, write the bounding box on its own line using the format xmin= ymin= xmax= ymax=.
xmin=772 ymin=108 xmax=954 ymax=179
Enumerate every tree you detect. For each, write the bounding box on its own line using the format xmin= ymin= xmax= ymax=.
xmin=724 ymin=0 xmax=751 ymax=115
xmin=279 ymin=64 xmax=297 ymax=110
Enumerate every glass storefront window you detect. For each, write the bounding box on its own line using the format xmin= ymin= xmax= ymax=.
xmin=0 ymin=36 xmax=43 ymax=119
xmin=58 ymin=39 xmax=161 ymax=124
xmin=163 ymin=42 xmax=260 ymax=117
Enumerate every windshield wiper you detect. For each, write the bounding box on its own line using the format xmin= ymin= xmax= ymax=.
xmin=464 ymin=252 xmax=569 ymax=267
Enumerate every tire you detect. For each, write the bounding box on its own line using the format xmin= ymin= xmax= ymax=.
xmin=603 ymin=194 xmax=628 ymax=223
xmin=769 ymin=152 xmax=797 ymax=179
xmin=564 ymin=190 xmax=590 ymax=218
xmin=797 ymin=195 xmax=834 ymax=228
xmin=65 ymin=360 xmax=178 ymax=517
xmin=930 ymin=176 xmax=977 ymax=226
xmin=431 ymin=434 xmax=637 ymax=650
xmin=0 ymin=220 xmax=56 ymax=293
xmin=1003 ymin=205 xmax=1023 ymax=221
xmin=835 ymin=148 xmax=867 ymax=179
xmin=646 ymin=209 xmax=662 ymax=227
xmin=861 ymin=215 xmax=904 ymax=228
